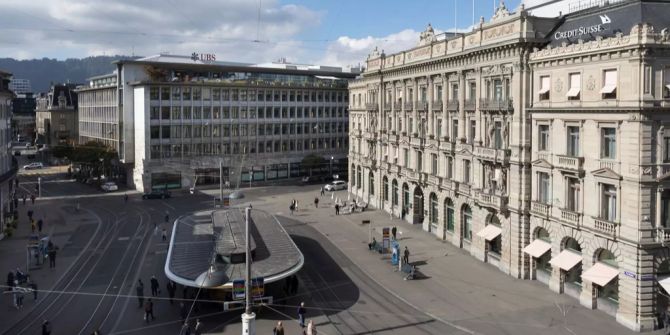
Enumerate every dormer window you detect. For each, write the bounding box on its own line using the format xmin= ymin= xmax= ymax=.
xmin=539 ymin=76 xmax=550 ymax=101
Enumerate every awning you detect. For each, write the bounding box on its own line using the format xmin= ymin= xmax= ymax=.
xmin=523 ymin=239 xmax=551 ymax=258
xmin=658 ymin=276 xmax=670 ymax=293
xmin=549 ymin=250 xmax=582 ymax=271
xmin=538 ymin=87 xmax=550 ymax=95
xmin=566 ymin=87 xmax=580 ymax=98
xmin=477 ymin=225 xmax=502 ymax=241
xmin=665 ymin=84 xmax=670 ymax=91
xmin=582 ymin=262 xmax=619 ymax=287
xmin=599 ymin=84 xmax=617 ymax=94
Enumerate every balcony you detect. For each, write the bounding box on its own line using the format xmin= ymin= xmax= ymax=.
xmin=404 ymin=169 xmax=418 ymax=182
xmin=439 ymin=141 xmax=455 ymax=153
xmin=404 ymin=102 xmax=414 ymax=110
xmin=598 ymin=159 xmax=620 ymax=174
xmin=393 ymin=102 xmax=402 ymax=110
xmin=389 ymin=164 xmax=400 ymax=175
xmin=410 ymin=136 xmax=425 ymax=148
xmin=475 ymin=146 xmax=511 ymax=164
xmin=446 ymin=100 xmax=459 ymax=111
xmin=457 ymin=182 xmax=471 ymax=196
xmin=555 ymin=155 xmax=584 ymax=173
xmin=365 ymin=103 xmax=379 ymax=111
xmin=464 ymin=99 xmax=476 ymax=111
xmin=537 ymin=152 xmax=551 ymax=162
xmin=476 ymin=191 xmax=508 ymax=212
xmin=479 ymin=98 xmax=514 ymax=111
xmin=590 ymin=217 xmax=619 ymax=239
xmin=531 ymin=201 xmax=551 ymax=218
xmin=432 ymin=100 xmax=443 ymax=110
xmin=383 ymin=103 xmax=392 ymax=111
xmin=560 ymin=208 xmax=581 ymax=227
xmin=427 ymin=174 xmax=441 ymax=186
xmin=656 ymin=228 xmax=670 ymax=243
xmin=416 ymin=101 xmax=427 ymax=111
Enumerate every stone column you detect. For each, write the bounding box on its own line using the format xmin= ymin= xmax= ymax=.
xmin=458 ymin=71 xmax=466 ymax=142
xmin=427 ymin=76 xmax=434 ymax=138
xmin=442 ymin=73 xmax=449 ymax=140
xmin=413 ymin=79 xmax=419 ymax=136
xmin=402 ymin=81 xmax=407 ymax=134
xmin=391 ymin=82 xmax=397 ymax=132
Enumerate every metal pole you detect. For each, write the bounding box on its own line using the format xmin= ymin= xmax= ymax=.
xmin=219 ymin=159 xmax=223 ymax=206
xmin=38 ymin=177 xmax=41 ymax=198
xmin=241 ymin=207 xmax=256 ymax=335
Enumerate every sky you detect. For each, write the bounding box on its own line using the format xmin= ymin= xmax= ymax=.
xmin=0 ymin=0 xmax=539 ymax=67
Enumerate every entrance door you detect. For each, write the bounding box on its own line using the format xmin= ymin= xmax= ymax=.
xmin=413 ymin=187 xmax=424 ymax=225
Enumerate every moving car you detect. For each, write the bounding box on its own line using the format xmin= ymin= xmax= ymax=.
xmin=101 ymin=182 xmax=118 ymax=192
xmin=142 ymin=190 xmax=171 ymax=200
xmin=23 ymin=162 xmax=43 ymax=170
xmin=324 ymin=180 xmax=347 ymax=191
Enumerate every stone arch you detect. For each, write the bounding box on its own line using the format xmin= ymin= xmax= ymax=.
xmin=391 ymin=179 xmax=399 ymax=207
xmin=533 ymin=226 xmax=551 ymax=241
xmin=558 ymin=228 xmax=585 ymax=251
xmin=429 ymin=192 xmax=439 ymax=228
xmin=461 ymin=203 xmax=473 ymax=241
xmin=560 ymin=235 xmax=583 ymax=252
xmin=654 ymin=247 xmax=670 ymax=270
xmin=585 ymin=237 xmax=623 ymax=265
xmin=382 ymin=175 xmax=389 ymax=202
xmin=368 ymin=171 xmax=375 ymax=196
xmin=412 ymin=186 xmax=425 ymax=225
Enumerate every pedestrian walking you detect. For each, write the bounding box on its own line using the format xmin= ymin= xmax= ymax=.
xmin=162 ymin=228 xmax=167 ymax=242
xmin=273 ymin=321 xmax=284 ymax=335
xmin=335 ymin=203 xmax=340 ymax=215
xmin=401 ymin=207 xmax=405 ymax=220
xmin=403 ymin=246 xmax=410 ymax=265
xmin=136 ymin=279 xmax=145 ymax=308
xmin=41 ymin=320 xmax=51 ymax=335
xmin=391 ymin=226 xmax=397 ymax=240
xmin=29 ymin=279 xmax=37 ymax=300
xmin=144 ymin=298 xmax=155 ymax=322
xmin=306 ymin=320 xmax=317 ymax=335
xmin=13 ymin=282 xmax=23 ymax=309
xmin=320 ymin=187 xmax=325 ymax=196
xmin=297 ymin=302 xmax=306 ymax=327
xmin=194 ymin=319 xmax=203 ymax=335
xmin=124 ymin=194 xmax=128 ymax=203
xmin=31 ymin=220 xmax=36 ymax=233
xmin=30 ymin=194 xmax=35 ymax=204
xmin=314 ymin=197 xmax=319 ymax=208
xmin=164 ymin=211 xmax=169 ymax=224
xmin=289 ymin=203 xmax=295 ymax=215
xmin=292 ymin=275 xmax=299 ymax=294
xmin=167 ymin=280 xmax=176 ymax=304
xmin=150 ymin=275 xmax=160 ymax=296
xmin=47 ymin=242 xmax=57 ymax=269
xmin=37 ymin=219 xmax=43 ymax=233
xmin=180 ymin=321 xmax=191 ymax=335
xmin=22 ymin=194 xmax=26 ymax=205
xmin=28 ymin=209 xmax=33 ymax=220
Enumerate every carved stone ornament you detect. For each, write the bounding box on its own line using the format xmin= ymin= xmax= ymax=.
xmin=418 ymin=23 xmax=437 ymax=47
xmin=586 ymin=75 xmax=596 ymax=91
xmin=491 ymin=0 xmax=511 ymax=22
xmin=555 ymin=78 xmax=563 ymax=93
xmin=369 ymin=46 xmax=381 ymax=59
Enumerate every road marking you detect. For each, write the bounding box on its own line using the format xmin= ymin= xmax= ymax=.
xmin=161 ymin=201 xmax=176 ymax=210
xmin=155 ymin=250 xmax=167 ymax=255
xmin=117 ymin=237 xmax=129 ymax=241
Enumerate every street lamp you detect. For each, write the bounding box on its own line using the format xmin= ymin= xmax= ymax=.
xmin=242 ymin=207 xmax=256 ymax=335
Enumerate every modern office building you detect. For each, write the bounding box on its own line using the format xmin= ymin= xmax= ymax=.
xmin=349 ymin=0 xmax=670 ymax=331
xmin=8 ymin=79 xmax=31 ymax=95
xmin=11 ymin=92 xmax=36 ymax=142
xmin=0 ymin=70 xmax=18 ymax=231
xmin=76 ymin=55 xmax=358 ymax=192
xmin=35 ymin=83 xmax=79 ymax=146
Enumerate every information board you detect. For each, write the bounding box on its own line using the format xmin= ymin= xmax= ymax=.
xmin=232 ymin=279 xmax=245 ymax=300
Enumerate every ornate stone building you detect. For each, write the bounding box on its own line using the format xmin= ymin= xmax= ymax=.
xmin=349 ymin=0 xmax=670 ymax=331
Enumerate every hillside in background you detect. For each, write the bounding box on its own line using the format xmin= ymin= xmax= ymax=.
xmin=0 ymin=56 xmax=138 ymax=93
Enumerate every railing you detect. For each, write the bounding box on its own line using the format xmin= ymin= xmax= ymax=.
xmin=475 ymin=146 xmax=510 ymax=164
xmin=383 ymin=103 xmax=392 ymax=110
xmin=560 ymin=208 xmax=581 ymax=227
xmin=432 ymin=100 xmax=443 ymax=110
xmin=537 ymin=152 xmax=551 ymax=162
xmin=427 ymin=174 xmax=441 ymax=186
xmin=417 ymin=101 xmax=427 ymax=111
xmin=555 ymin=155 xmax=584 ymax=171
xmin=404 ymin=102 xmax=414 ymax=110
xmin=464 ymin=99 xmax=476 ymax=111
xmin=441 ymin=178 xmax=457 ymax=190
xmin=599 ymin=159 xmax=620 ymax=173
xmin=440 ymin=141 xmax=455 ymax=152
xmin=446 ymin=100 xmax=459 ymax=111
xmin=657 ymin=227 xmax=670 ymax=243
xmin=410 ymin=136 xmax=425 ymax=148
xmin=366 ymin=103 xmax=378 ymax=111
xmin=458 ymin=183 xmax=471 ymax=195
xmin=393 ymin=102 xmax=402 ymax=110
xmin=477 ymin=191 xmax=507 ymax=211
xmin=479 ymin=98 xmax=514 ymax=111
xmin=591 ymin=217 xmax=618 ymax=238
xmin=531 ymin=201 xmax=551 ymax=217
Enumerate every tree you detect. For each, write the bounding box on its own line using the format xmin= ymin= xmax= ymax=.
xmin=301 ymin=154 xmax=325 ymax=177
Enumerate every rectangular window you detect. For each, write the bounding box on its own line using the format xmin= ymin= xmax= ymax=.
xmin=150 ymin=126 xmax=160 ymax=139
xmin=403 ymin=148 xmax=409 ymax=168
xmin=451 ymin=84 xmax=458 ymax=101
xmin=644 ymin=66 xmax=652 ymax=95
xmin=469 ymin=120 xmax=476 ymax=144
xmin=567 ymin=178 xmax=580 ymax=212
xmin=447 ymin=157 xmax=453 ymax=179
xmin=539 ymin=76 xmax=550 ymax=100
xmin=150 ymin=87 xmax=159 ymax=100
xmin=664 ymin=137 xmax=670 ymax=162
xmin=567 ymin=73 xmax=581 ymax=100
xmin=538 ymin=172 xmax=550 ymax=204
xmin=463 ymin=160 xmax=471 ymax=183
xmin=469 ymin=82 xmax=476 ymax=101
xmin=567 ymin=126 xmax=580 ymax=157
xmin=493 ymin=79 xmax=503 ymax=100
xmin=160 ymin=87 xmax=170 ymax=100
xmin=601 ymin=184 xmax=617 ymax=221
xmin=452 ymin=120 xmax=458 ymax=141
xmin=436 ymin=85 xmax=443 ymax=102
xmin=416 ymin=151 xmax=423 ymax=172
xmin=538 ymin=125 xmax=549 ymax=151
xmin=494 ymin=121 xmax=503 ymax=149
xmin=601 ymin=69 xmax=618 ymax=99
xmin=431 ymin=153 xmax=438 ymax=175
xmin=601 ymin=128 xmax=616 ymax=159
xmin=664 ymin=68 xmax=670 ymax=99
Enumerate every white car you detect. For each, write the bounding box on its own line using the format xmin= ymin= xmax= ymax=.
xmin=23 ymin=162 xmax=43 ymax=170
xmin=324 ymin=180 xmax=347 ymax=191
xmin=101 ymin=182 xmax=118 ymax=192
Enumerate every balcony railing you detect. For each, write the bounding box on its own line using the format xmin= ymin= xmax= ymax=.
xmin=393 ymin=102 xmax=402 ymax=110
xmin=365 ymin=103 xmax=378 ymax=111
xmin=531 ymin=201 xmax=551 ymax=217
xmin=404 ymin=102 xmax=414 ymax=110
xmin=555 ymin=155 xmax=584 ymax=172
xmin=591 ymin=217 xmax=618 ymax=238
xmin=477 ymin=191 xmax=508 ymax=211
xmin=410 ymin=136 xmax=425 ymax=148
xmin=439 ymin=141 xmax=455 ymax=152
xmin=383 ymin=103 xmax=392 ymax=110
xmin=475 ymin=146 xmax=510 ymax=164
xmin=464 ymin=99 xmax=476 ymax=111
xmin=458 ymin=182 xmax=471 ymax=195
xmin=417 ymin=101 xmax=427 ymax=111
xmin=479 ymin=98 xmax=514 ymax=111
xmin=537 ymin=152 xmax=551 ymax=162
xmin=432 ymin=100 xmax=443 ymax=110
xmin=657 ymin=227 xmax=670 ymax=243
xmin=446 ymin=100 xmax=459 ymax=111
xmin=560 ymin=208 xmax=581 ymax=227
xmin=427 ymin=174 xmax=441 ymax=186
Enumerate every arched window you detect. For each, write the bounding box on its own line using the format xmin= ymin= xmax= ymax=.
xmin=445 ymin=198 xmax=454 ymax=232
xmin=488 ymin=215 xmax=502 ymax=255
xmin=430 ymin=193 xmax=438 ymax=230
xmin=534 ymin=228 xmax=551 ymax=272
xmin=462 ymin=205 xmax=472 ymax=241
xmin=392 ymin=179 xmax=398 ymax=206
xmin=369 ymin=172 xmax=375 ymax=195
xmin=594 ymin=249 xmax=618 ymax=303
xmin=563 ymin=237 xmax=582 ymax=285
xmin=383 ymin=176 xmax=389 ymax=202
xmin=351 ymin=164 xmax=356 ymax=187
xmin=402 ymin=183 xmax=410 ymax=210
xmin=356 ymin=166 xmax=362 ymax=189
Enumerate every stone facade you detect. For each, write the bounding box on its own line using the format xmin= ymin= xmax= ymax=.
xmin=349 ymin=1 xmax=670 ymax=332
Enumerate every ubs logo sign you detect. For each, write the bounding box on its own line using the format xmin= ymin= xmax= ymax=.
xmin=554 ymin=14 xmax=612 ymax=40
xmin=190 ymin=53 xmax=217 ymax=62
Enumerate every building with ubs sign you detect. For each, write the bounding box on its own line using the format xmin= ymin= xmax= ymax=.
xmin=351 ymin=0 xmax=670 ymax=331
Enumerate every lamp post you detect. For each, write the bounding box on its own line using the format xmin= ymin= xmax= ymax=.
xmin=241 ymin=207 xmax=256 ymax=335
xmin=329 ymin=156 xmax=334 ymax=177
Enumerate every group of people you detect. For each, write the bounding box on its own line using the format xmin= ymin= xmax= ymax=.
xmin=289 ymin=199 xmax=299 ymax=215
xmin=6 ymin=268 xmax=38 ymax=309
xmin=133 ymin=276 xmax=204 ymax=334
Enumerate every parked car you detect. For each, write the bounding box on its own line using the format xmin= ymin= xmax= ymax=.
xmin=101 ymin=182 xmax=118 ymax=192
xmin=324 ymin=180 xmax=347 ymax=191
xmin=23 ymin=162 xmax=43 ymax=170
xmin=142 ymin=190 xmax=171 ymax=200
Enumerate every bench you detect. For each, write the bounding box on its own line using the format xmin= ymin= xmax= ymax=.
xmin=401 ymin=263 xmax=416 ymax=280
